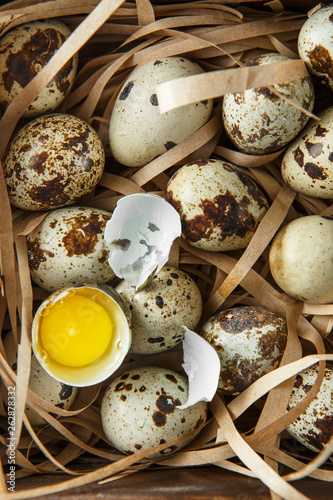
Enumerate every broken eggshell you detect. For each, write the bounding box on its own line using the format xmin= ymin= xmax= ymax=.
xmin=178 ymin=327 xmax=220 ymax=410
xmin=104 ymin=194 xmax=181 ymax=290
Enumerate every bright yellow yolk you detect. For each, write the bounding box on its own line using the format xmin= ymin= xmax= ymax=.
xmin=40 ymin=294 xmax=113 ymax=367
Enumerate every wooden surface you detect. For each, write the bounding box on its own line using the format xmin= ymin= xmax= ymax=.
xmin=16 ymin=466 xmax=333 ymax=499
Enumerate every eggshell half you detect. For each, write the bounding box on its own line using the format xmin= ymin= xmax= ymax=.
xmin=165 ymin=158 xmax=269 ymax=251
xmin=27 ymin=206 xmax=115 ymax=292
xmin=101 ymin=365 xmax=208 ymax=458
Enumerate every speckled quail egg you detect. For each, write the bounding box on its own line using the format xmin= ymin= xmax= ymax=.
xmin=101 ymin=365 xmax=208 ymax=458
xmin=165 ymin=158 xmax=269 ymax=252
xmin=222 ymin=52 xmax=315 ymax=154
xmin=26 ymin=206 xmax=115 ymax=292
xmin=3 ymin=113 xmax=105 ymax=210
xmin=2 ymin=332 xmax=77 ymax=426
xmin=0 ymin=19 xmax=78 ymax=117
xmin=287 ymin=364 xmax=333 ymax=453
xmin=200 ymin=305 xmax=287 ymax=395
xmin=115 ymin=266 xmax=202 ymax=354
xmin=269 ymin=215 xmax=333 ymax=304
xmin=281 ymin=105 xmax=333 ymax=198
xmin=298 ymin=5 xmax=333 ymax=90
xmin=109 ymin=56 xmax=213 ymax=167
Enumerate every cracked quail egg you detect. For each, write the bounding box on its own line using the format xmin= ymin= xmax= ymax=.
xmin=200 ymin=305 xmax=287 ymax=395
xmin=269 ymin=215 xmax=333 ymax=304
xmin=3 ymin=113 xmax=105 ymax=211
xmin=101 ymin=365 xmax=208 ymax=458
xmin=287 ymin=364 xmax=333 ymax=453
xmin=165 ymin=158 xmax=269 ymax=251
xmin=0 ymin=19 xmax=78 ymax=117
xmin=109 ymin=56 xmax=213 ymax=167
xmin=2 ymin=332 xmax=77 ymax=426
xmin=222 ymin=52 xmax=315 ymax=154
xmin=115 ymin=266 xmax=202 ymax=354
xmin=27 ymin=206 xmax=115 ymax=292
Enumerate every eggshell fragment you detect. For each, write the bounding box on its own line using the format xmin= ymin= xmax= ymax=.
xmin=104 ymin=193 xmax=181 ymax=289
xmin=0 ymin=19 xmax=78 ymax=117
xmin=165 ymin=158 xmax=269 ymax=252
xmin=3 ymin=113 xmax=105 ymax=211
xmin=222 ymin=53 xmax=315 ymax=154
xmin=115 ymin=266 xmax=202 ymax=354
xmin=287 ymin=365 xmax=333 ymax=453
xmin=178 ymin=327 xmax=220 ymax=409
xmin=27 ymin=206 xmax=115 ymax=292
xmin=298 ymin=5 xmax=333 ymax=90
xmin=269 ymin=215 xmax=333 ymax=304
xmin=200 ymin=306 xmax=287 ymax=395
xmin=109 ymin=56 xmax=213 ymax=167
xmin=2 ymin=332 xmax=77 ymax=426
xmin=281 ymin=106 xmax=333 ymax=199
xmin=101 ymin=365 xmax=208 ymax=458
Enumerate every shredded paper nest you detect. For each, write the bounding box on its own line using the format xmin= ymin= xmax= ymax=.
xmin=0 ymin=0 xmax=332 ymax=498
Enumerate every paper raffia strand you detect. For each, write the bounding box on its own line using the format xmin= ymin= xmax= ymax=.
xmin=104 ymin=193 xmax=182 ymax=289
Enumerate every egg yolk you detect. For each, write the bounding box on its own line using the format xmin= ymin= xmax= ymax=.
xmin=40 ymin=294 xmax=113 ymax=367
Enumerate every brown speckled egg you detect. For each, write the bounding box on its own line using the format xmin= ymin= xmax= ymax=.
xmin=3 ymin=113 xmax=105 ymax=210
xmin=2 ymin=332 xmax=77 ymax=426
xmin=26 ymin=206 xmax=115 ymax=292
xmin=269 ymin=215 xmax=333 ymax=304
xmin=0 ymin=19 xmax=78 ymax=117
xmin=281 ymin=106 xmax=333 ymax=198
xmin=109 ymin=56 xmax=213 ymax=167
xmin=115 ymin=266 xmax=202 ymax=354
xmin=298 ymin=5 xmax=333 ymax=90
xmin=222 ymin=53 xmax=315 ymax=154
xmin=165 ymin=158 xmax=269 ymax=252
xmin=101 ymin=366 xmax=208 ymax=458
xmin=287 ymin=365 xmax=333 ymax=453
xmin=200 ymin=306 xmax=287 ymax=395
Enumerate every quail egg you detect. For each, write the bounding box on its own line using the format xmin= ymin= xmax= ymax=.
xmin=200 ymin=305 xmax=288 ymax=395
xmin=101 ymin=365 xmax=208 ymax=458
xmin=115 ymin=266 xmax=202 ymax=354
xmin=269 ymin=215 xmax=333 ymax=304
xmin=27 ymin=206 xmax=115 ymax=292
xmin=109 ymin=56 xmax=213 ymax=167
xmin=287 ymin=364 xmax=333 ymax=453
xmin=3 ymin=113 xmax=105 ymax=211
xmin=165 ymin=158 xmax=269 ymax=251
xmin=0 ymin=19 xmax=78 ymax=117
xmin=298 ymin=4 xmax=333 ymax=90
xmin=222 ymin=52 xmax=315 ymax=154
xmin=281 ymin=105 xmax=333 ymax=198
